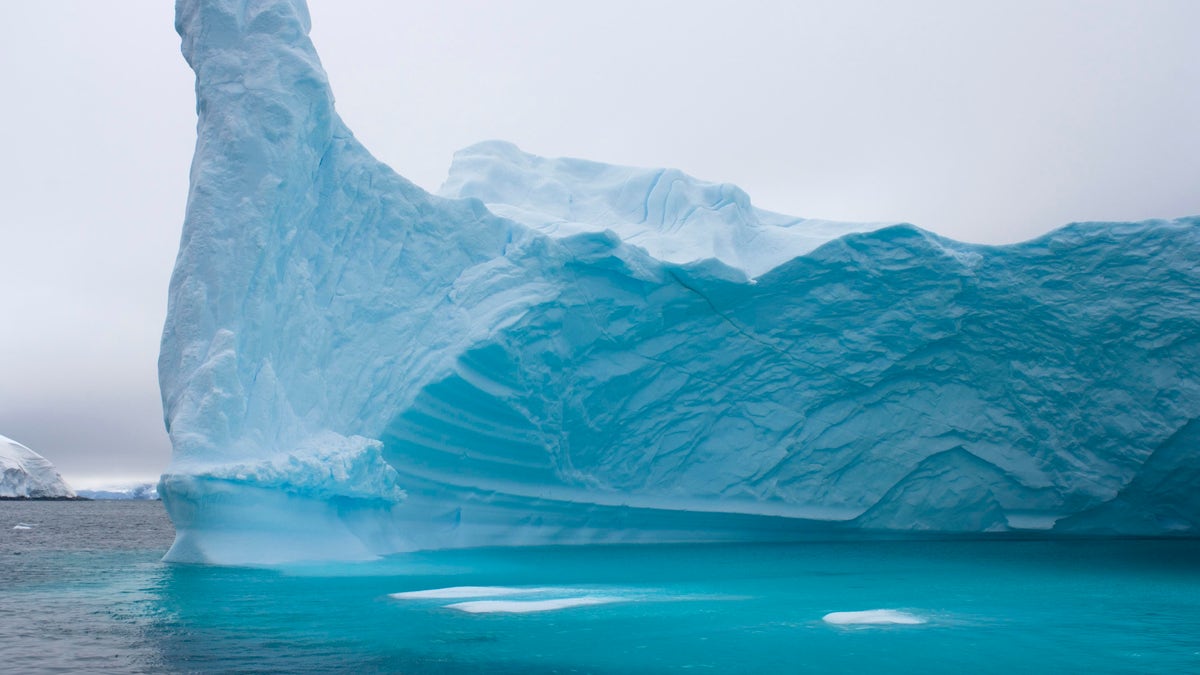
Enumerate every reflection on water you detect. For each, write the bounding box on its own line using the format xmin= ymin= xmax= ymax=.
xmin=3 ymin=501 xmax=1200 ymax=673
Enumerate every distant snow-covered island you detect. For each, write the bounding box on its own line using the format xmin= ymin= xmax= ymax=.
xmin=0 ymin=434 xmax=78 ymax=499
xmin=75 ymin=484 xmax=160 ymax=501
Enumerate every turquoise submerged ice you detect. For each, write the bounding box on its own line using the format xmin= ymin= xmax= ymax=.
xmin=160 ymin=0 xmax=1200 ymax=565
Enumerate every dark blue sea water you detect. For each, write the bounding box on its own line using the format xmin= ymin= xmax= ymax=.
xmin=2 ymin=500 xmax=1199 ymax=673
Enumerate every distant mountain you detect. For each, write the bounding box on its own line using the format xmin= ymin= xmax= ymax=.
xmin=76 ymin=484 xmax=160 ymax=501
xmin=0 ymin=434 xmax=77 ymax=499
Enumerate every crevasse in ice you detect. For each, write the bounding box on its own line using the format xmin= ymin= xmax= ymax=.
xmin=159 ymin=0 xmax=1200 ymax=564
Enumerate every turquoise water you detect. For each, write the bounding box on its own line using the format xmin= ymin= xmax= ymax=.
xmin=3 ymin=501 xmax=1199 ymax=673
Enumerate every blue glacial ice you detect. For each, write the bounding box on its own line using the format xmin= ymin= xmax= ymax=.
xmin=159 ymin=0 xmax=1200 ymax=564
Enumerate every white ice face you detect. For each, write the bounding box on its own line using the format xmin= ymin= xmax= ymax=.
xmin=0 ymin=434 xmax=75 ymax=499
xmin=157 ymin=0 xmax=1200 ymax=565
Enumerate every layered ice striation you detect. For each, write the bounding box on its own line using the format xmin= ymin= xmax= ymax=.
xmin=159 ymin=0 xmax=1200 ymax=564
xmin=0 ymin=434 xmax=76 ymax=499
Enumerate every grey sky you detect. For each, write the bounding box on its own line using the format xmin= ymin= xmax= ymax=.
xmin=0 ymin=1 xmax=1197 ymax=485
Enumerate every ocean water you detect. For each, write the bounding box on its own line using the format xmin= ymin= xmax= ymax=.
xmin=2 ymin=501 xmax=1199 ymax=673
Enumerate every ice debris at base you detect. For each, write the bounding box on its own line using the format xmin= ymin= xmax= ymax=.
xmin=823 ymin=610 xmax=927 ymax=626
xmin=159 ymin=0 xmax=1200 ymax=565
xmin=0 ymin=434 xmax=76 ymax=499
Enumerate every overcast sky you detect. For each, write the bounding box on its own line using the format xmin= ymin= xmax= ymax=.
xmin=0 ymin=1 xmax=1197 ymax=486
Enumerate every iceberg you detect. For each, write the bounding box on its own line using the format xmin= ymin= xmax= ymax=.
xmin=159 ymin=0 xmax=1200 ymax=565
xmin=0 ymin=434 xmax=76 ymax=499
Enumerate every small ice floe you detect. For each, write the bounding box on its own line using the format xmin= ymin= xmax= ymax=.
xmin=12 ymin=523 xmax=34 ymax=530
xmin=390 ymin=585 xmax=632 ymax=614
xmin=822 ymin=609 xmax=926 ymax=626
xmin=445 ymin=596 xmax=621 ymax=614
xmin=389 ymin=586 xmax=557 ymax=600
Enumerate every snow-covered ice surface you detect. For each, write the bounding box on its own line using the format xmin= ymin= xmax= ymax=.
xmin=0 ymin=435 xmax=75 ymax=499
xmin=159 ymin=0 xmax=1200 ymax=565
xmin=440 ymin=140 xmax=884 ymax=279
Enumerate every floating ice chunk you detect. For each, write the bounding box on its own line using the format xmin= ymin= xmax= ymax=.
xmin=822 ymin=609 xmax=926 ymax=625
xmin=389 ymin=586 xmax=558 ymax=600
xmin=445 ymin=596 xmax=622 ymax=614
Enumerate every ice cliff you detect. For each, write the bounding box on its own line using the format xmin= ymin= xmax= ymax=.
xmin=159 ymin=0 xmax=1200 ymax=564
xmin=0 ymin=435 xmax=76 ymax=499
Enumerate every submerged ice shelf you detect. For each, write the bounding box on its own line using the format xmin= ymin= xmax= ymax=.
xmin=159 ymin=0 xmax=1200 ymax=565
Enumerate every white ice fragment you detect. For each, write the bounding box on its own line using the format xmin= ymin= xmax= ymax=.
xmin=444 ymin=596 xmax=622 ymax=614
xmin=389 ymin=586 xmax=558 ymax=600
xmin=822 ymin=609 xmax=926 ymax=625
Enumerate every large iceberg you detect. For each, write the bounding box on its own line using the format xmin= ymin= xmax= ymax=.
xmin=159 ymin=0 xmax=1200 ymax=564
xmin=0 ymin=434 xmax=76 ymax=499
